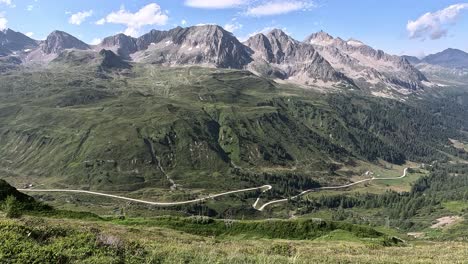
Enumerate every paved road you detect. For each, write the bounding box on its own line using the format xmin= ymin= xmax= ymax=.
xmin=18 ymin=168 xmax=408 ymax=210
xmin=255 ymin=168 xmax=409 ymax=211
xmin=19 ymin=185 xmax=272 ymax=206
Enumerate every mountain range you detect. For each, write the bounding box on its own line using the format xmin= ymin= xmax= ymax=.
xmin=1 ymin=25 xmax=467 ymax=94
xmin=1 ymin=23 xmax=468 ymax=223
xmin=403 ymin=48 xmax=468 ymax=86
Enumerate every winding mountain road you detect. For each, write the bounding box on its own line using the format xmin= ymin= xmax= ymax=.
xmin=255 ymin=168 xmax=409 ymax=211
xmin=18 ymin=185 xmax=272 ymax=206
xmin=18 ymin=168 xmax=408 ymax=210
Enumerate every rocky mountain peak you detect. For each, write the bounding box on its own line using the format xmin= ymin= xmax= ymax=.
xmin=41 ymin=30 xmax=89 ymax=54
xmin=422 ymin=48 xmax=468 ymax=69
xmin=132 ymin=25 xmax=252 ymax=69
xmin=245 ymin=29 xmax=354 ymax=86
xmin=98 ymin=33 xmax=137 ymax=58
xmin=99 ymin=49 xmax=131 ymax=69
xmin=267 ymin=29 xmax=289 ymax=38
xmin=306 ymin=31 xmax=428 ymax=90
xmin=173 ymin=25 xmax=232 ymax=45
xmin=0 ymin=28 xmax=38 ymax=55
xmin=346 ymin=38 xmax=365 ymax=47
xmin=307 ymin=31 xmax=335 ymax=45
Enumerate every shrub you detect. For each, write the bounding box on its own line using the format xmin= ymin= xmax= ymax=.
xmin=2 ymin=195 xmax=22 ymax=218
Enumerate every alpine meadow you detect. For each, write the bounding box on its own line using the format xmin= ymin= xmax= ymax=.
xmin=1 ymin=1 xmax=468 ymax=263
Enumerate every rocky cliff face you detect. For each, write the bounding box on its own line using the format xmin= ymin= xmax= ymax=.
xmin=41 ymin=30 xmax=90 ymax=54
xmin=99 ymin=49 xmax=131 ymax=69
xmin=97 ymin=34 xmax=138 ymax=58
xmin=0 ymin=28 xmax=38 ymax=56
xmin=131 ymin=25 xmax=252 ymax=68
xmin=306 ymin=31 xmax=428 ymax=91
xmin=245 ymin=29 xmax=353 ymax=87
xmin=0 ymin=26 xmax=436 ymax=93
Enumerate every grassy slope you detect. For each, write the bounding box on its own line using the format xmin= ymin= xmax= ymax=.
xmin=0 ymin=62 xmax=467 ymax=217
xmin=1 ymin=178 xmax=466 ymax=263
xmin=1 ymin=215 xmax=468 ymax=264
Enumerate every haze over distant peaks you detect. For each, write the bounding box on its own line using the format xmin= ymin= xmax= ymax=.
xmin=4 ymin=24 xmax=467 ymax=94
xmin=422 ymin=48 xmax=468 ymax=69
xmin=306 ymin=31 xmax=428 ymax=91
xmin=245 ymin=29 xmax=354 ymax=87
xmin=404 ymin=48 xmax=468 ymax=86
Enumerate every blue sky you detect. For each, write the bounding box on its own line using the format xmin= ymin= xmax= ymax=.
xmin=1 ymin=0 xmax=468 ymax=56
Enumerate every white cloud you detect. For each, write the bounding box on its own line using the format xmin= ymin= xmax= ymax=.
xmin=95 ymin=18 xmax=105 ymax=25
xmin=181 ymin=19 xmax=187 ymax=26
xmin=26 ymin=4 xmax=33 ymax=11
xmin=196 ymin=23 xmax=216 ymax=26
xmin=69 ymin=10 xmax=93 ymax=25
xmin=0 ymin=13 xmax=7 ymax=30
xmin=238 ymin=26 xmax=274 ymax=41
xmin=90 ymin=38 xmax=102 ymax=45
xmin=123 ymin=27 xmax=139 ymax=37
xmin=25 ymin=32 xmax=34 ymax=37
xmin=0 ymin=0 xmax=13 ymax=7
xmin=97 ymin=3 xmax=169 ymax=37
xmin=185 ymin=0 xmax=247 ymax=9
xmin=238 ymin=26 xmax=291 ymax=41
xmin=245 ymin=1 xmax=314 ymax=16
xmin=224 ymin=21 xmax=242 ymax=32
xmin=407 ymin=3 xmax=468 ymax=40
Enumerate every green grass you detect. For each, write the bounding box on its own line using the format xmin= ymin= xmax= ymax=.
xmin=374 ymin=169 xmax=428 ymax=192
xmin=111 ymin=216 xmax=398 ymax=245
xmin=0 ymin=62 xmax=467 ymax=219
xmin=443 ymin=201 xmax=468 ymax=213
xmin=1 ymin=215 xmax=468 ymax=264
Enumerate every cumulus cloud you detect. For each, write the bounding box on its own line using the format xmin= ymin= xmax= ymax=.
xmin=407 ymin=3 xmax=468 ymax=40
xmin=238 ymin=26 xmax=289 ymax=41
xmin=245 ymin=1 xmax=314 ymax=16
xmin=26 ymin=5 xmax=33 ymax=11
xmin=95 ymin=18 xmax=105 ymax=25
xmin=224 ymin=19 xmax=242 ymax=32
xmin=25 ymin=32 xmax=34 ymax=37
xmin=90 ymin=38 xmax=102 ymax=45
xmin=0 ymin=0 xmax=13 ymax=7
xmin=195 ymin=23 xmax=216 ymax=26
xmin=185 ymin=0 xmax=247 ymax=9
xmin=97 ymin=3 xmax=169 ymax=37
xmin=69 ymin=10 xmax=93 ymax=25
xmin=0 ymin=13 xmax=7 ymax=30
xmin=186 ymin=0 xmax=315 ymax=17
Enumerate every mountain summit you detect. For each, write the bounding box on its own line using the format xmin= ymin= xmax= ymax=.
xmin=306 ymin=31 xmax=428 ymax=91
xmin=0 ymin=28 xmax=38 ymax=56
xmin=422 ymin=48 xmax=468 ymax=69
xmin=404 ymin=48 xmax=468 ymax=86
xmin=0 ymin=25 xmax=435 ymax=93
xmin=132 ymin=25 xmax=252 ymax=68
xmin=41 ymin=30 xmax=90 ymax=54
xmin=245 ymin=29 xmax=353 ymax=87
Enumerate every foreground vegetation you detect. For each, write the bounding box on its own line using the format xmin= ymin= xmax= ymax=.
xmin=1 ymin=216 xmax=468 ymax=264
xmin=1 ymin=177 xmax=468 ymax=263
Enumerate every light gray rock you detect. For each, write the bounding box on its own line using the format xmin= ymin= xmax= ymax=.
xmin=0 ymin=28 xmax=38 ymax=56
xmin=132 ymin=25 xmax=252 ymax=69
xmin=245 ymin=29 xmax=354 ymax=86
xmin=41 ymin=30 xmax=90 ymax=54
xmin=306 ymin=31 xmax=428 ymax=91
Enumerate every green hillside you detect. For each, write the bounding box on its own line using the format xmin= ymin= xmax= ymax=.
xmin=0 ymin=63 xmax=467 ymax=208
